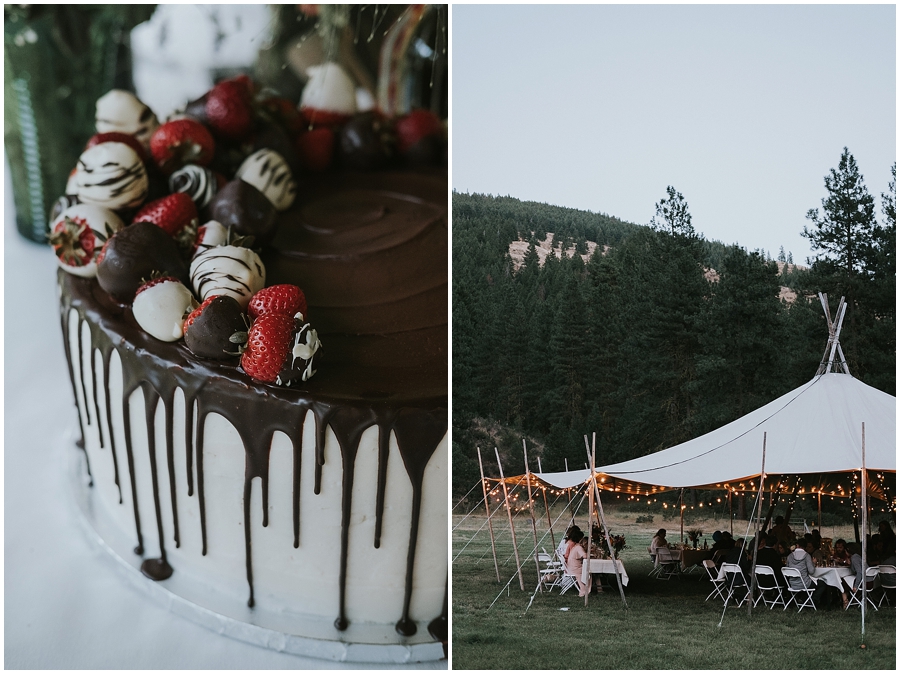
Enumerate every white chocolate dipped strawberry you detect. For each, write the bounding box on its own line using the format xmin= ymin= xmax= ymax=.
xmin=300 ymin=62 xmax=357 ymax=127
xmin=190 ymin=245 xmax=266 ymax=309
xmin=132 ymin=276 xmax=196 ymax=342
xmin=48 ymin=203 xmax=125 ymax=278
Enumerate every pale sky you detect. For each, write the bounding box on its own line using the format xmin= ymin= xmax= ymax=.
xmin=452 ymin=4 xmax=896 ymax=263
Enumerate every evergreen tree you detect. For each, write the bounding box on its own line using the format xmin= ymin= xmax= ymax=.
xmin=650 ymin=185 xmax=694 ymax=237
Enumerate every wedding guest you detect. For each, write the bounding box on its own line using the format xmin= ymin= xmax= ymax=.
xmin=878 ymin=521 xmax=895 ymax=555
xmin=566 ymin=530 xmax=592 ymax=597
xmin=832 ymin=539 xmax=851 ymax=565
xmin=650 ymin=529 xmax=668 ymax=554
xmin=775 ymin=540 xmax=790 ymax=561
xmin=806 ymin=539 xmax=825 ymax=566
xmin=756 ymin=533 xmax=785 ymax=585
xmin=785 ymin=539 xmax=828 ymax=607
xmin=771 ymin=516 xmax=794 ymax=544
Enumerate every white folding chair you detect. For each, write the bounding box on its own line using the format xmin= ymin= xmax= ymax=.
xmin=720 ymin=563 xmax=751 ymax=608
xmin=844 ymin=566 xmax=880 ymax=611
xmin=878 ymin=565 xmax=896 ymax=607
xmin=655 ymin=548 xmax=680 ymax=580
xmin=538 ymin=548 xmax=565 ymax=591
xmin=781 ymin=567 xmax=817 ymax=612
xmin=753 ymin=564 xmax=787 ymax=609
xmin=703 ymin=559 xmax=726 ymax=602
xmin=648 ymin=546 xmax=660 ymax=576
xmin=556 ymin=550 xmax=579 ymax=595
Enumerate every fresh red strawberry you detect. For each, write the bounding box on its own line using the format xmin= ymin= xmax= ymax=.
xmin=132 ymin=193 xmax=199 ymax=246
xmin=49 ymin=215 xmax=96 ymax=268
xmin=296 ymin=127 xmax=334 ymax=172
xmin=149 ymin=119 xmax=215 ymax=174
xmin=248 ymin=284 xmax=308 ymax=321
xmin=134 ymin=275 xmax=181 ymax=298
xmin=395 ymin=109 xmax=442 ymax=154
xmin=205 ymin=77 xmax=254 ymax=141
xmin=240 ymin=313 xmax=296 ymax=383
xmin=86 ymin=132 xmax=149 ymax=163
xmin=299 ymin=107 xmax=351 ymax=129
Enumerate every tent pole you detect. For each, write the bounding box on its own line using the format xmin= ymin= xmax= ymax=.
xmin=523 ymin=441 xmax=543 ymax=593
xmin=817 ymin=490 xmax=822 ymax=530
xmin=749 ymin=432 xmax=767 ymax=616
xmin=584 ymin=436 xmax=594 ymax=607
xmin=729 ymin=490 xmax=733 ymax=534
xmin=477 ymin=447 xmax=500 ymax=582
xmin=680 ymin=489 xmax=684 ymax=545
xmin=589 ymin=432 xmax=628 ymax=608
xmin=495 ymin=447 xmax=525 ymax=591
xmin=861 ymin=422 xmax=867 ymax=639
xmin=537 ymin=457 xmax=556 ymax=552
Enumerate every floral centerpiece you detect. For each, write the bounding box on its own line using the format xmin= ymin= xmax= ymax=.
xmin=687 ymin=528 xmax=703 ymax=548
xmin=589 ymin=525 xmax=628 ymax=558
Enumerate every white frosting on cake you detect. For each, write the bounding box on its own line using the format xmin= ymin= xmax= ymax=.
xmin=67 ymin=311 xmax=448 ymax=629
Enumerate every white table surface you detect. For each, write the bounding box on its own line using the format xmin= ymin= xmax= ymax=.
xmin=3 ymin=163 xmax=445 ymax=669
xmin=581 ymin=559 xmax=629 ymax=586
xmin=811 ymin=565 xmax=853 ymax=590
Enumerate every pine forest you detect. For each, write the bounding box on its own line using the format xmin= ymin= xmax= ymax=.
xmin=452 ymin=149 xmax=895 ymax=497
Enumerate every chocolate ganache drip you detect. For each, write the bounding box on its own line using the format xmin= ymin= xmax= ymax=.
xmin=58 ymin=170 xmax=448 ymax=635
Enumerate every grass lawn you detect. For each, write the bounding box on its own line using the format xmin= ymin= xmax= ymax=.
xmin=451 ymin=509 xmax=896 ymax=669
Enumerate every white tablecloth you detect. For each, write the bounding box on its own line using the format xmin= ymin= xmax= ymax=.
xmin=3 ymin=163 xmax=445 ymax=670
xmin=582 ymin=559 xmax=629 ymax=586
xmin=811 ymin=566 xmax=854 ymax=590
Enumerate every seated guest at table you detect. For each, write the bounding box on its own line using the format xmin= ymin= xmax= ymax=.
xmin=756 ymin=533 xmax=784 ymax=584
xmin=650 ymin=529 xmax=668 ymax=554
xmin=806 ymin=539 xmax=825 ymax=566
xmin=724 ymin=539 xmax=751 ymax=573
xmin=785 ymin=539 xmax=829 ymax=607
xmin=832 ymin=539 xmax=851 ymax=565
xmin=712 ymin=531 xmax=736 ymax=552
xmin=775 ymin=540 xmax=790 ymax=561
xmin=771 ymin=516 xmax=794 ymax=544
xmin=566 ymin=531 xmax=592 ymax=597
xmin=868 ymin=534 xmax=885 ymax=565
xmin=841 ymin=542 xmax=871 ymax=609
xmin=560 ymin=525 xmax=583 ymax=563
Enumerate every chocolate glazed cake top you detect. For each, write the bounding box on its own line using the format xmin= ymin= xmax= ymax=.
xmin=59 ymin=170 xmax=447 ymax=639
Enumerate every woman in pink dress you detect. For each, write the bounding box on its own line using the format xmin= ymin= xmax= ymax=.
xmin=565 ymin=530 xmax=592 ymax=597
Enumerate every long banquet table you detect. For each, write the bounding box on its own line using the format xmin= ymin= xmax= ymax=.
xmin=581 ymin=559 xmax=629 ymax=586
xmin=811 ymin=565 xmax=854 ymax=589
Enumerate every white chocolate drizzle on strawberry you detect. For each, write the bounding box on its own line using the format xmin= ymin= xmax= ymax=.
xmin=190 ymin=245 xmax=265 ymax=309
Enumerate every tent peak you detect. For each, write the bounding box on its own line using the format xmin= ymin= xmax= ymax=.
xmin=816 ymin=292 xmax=851 ymax=376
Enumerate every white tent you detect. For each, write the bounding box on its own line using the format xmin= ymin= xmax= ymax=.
xmin=525 ymin=372 xmax=895 ymax=495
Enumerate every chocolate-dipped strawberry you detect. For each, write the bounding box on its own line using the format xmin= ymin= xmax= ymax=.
xmin=74 ymin=142 xmax=149 ymax=210
xmin=190 ymin=245 xmax=266 ymax=309
xmin=337 ymin=112 xmax=394 ymax=171
xmin=132 ymin=276 xmax=196 ymax=342
xmin=396 ymin=109 xmax=444 ymax=168
xmin=299 ymin=62 xmax=356 ymax=128
xmin=183 ymin=295 xmax=247 ymax=360
xmin=49 ymin=195 xmax=81 ymax=224
xmin=95 ymin=89 xmax=159 ymax=148
xmin=239 ymin=313 xmax=322 ymax=386
xmin=206 ymin=180 xmax=277 ymax=245
xmin=192 ymin=220 xmax=229 ymax=257
xmin=169 ymin=164 xmax=220 ymax=209
xmin=96 ymin=221 xmax=190 ymax=302
xmin=235 ymin=149 xmax=297 ymax=211
xmin=49 ymin=203 xmax=124 ymax=278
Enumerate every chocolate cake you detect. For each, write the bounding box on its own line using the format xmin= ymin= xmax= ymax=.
xmin=56 ymin=75 xmax=447 ymax=651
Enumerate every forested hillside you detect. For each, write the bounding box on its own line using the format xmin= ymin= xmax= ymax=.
xmin=452 ymin=153 xmax=896 ymax=496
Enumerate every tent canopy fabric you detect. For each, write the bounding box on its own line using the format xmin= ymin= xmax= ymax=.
xmin=503 ymin=374 xmax=895 ymax=496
